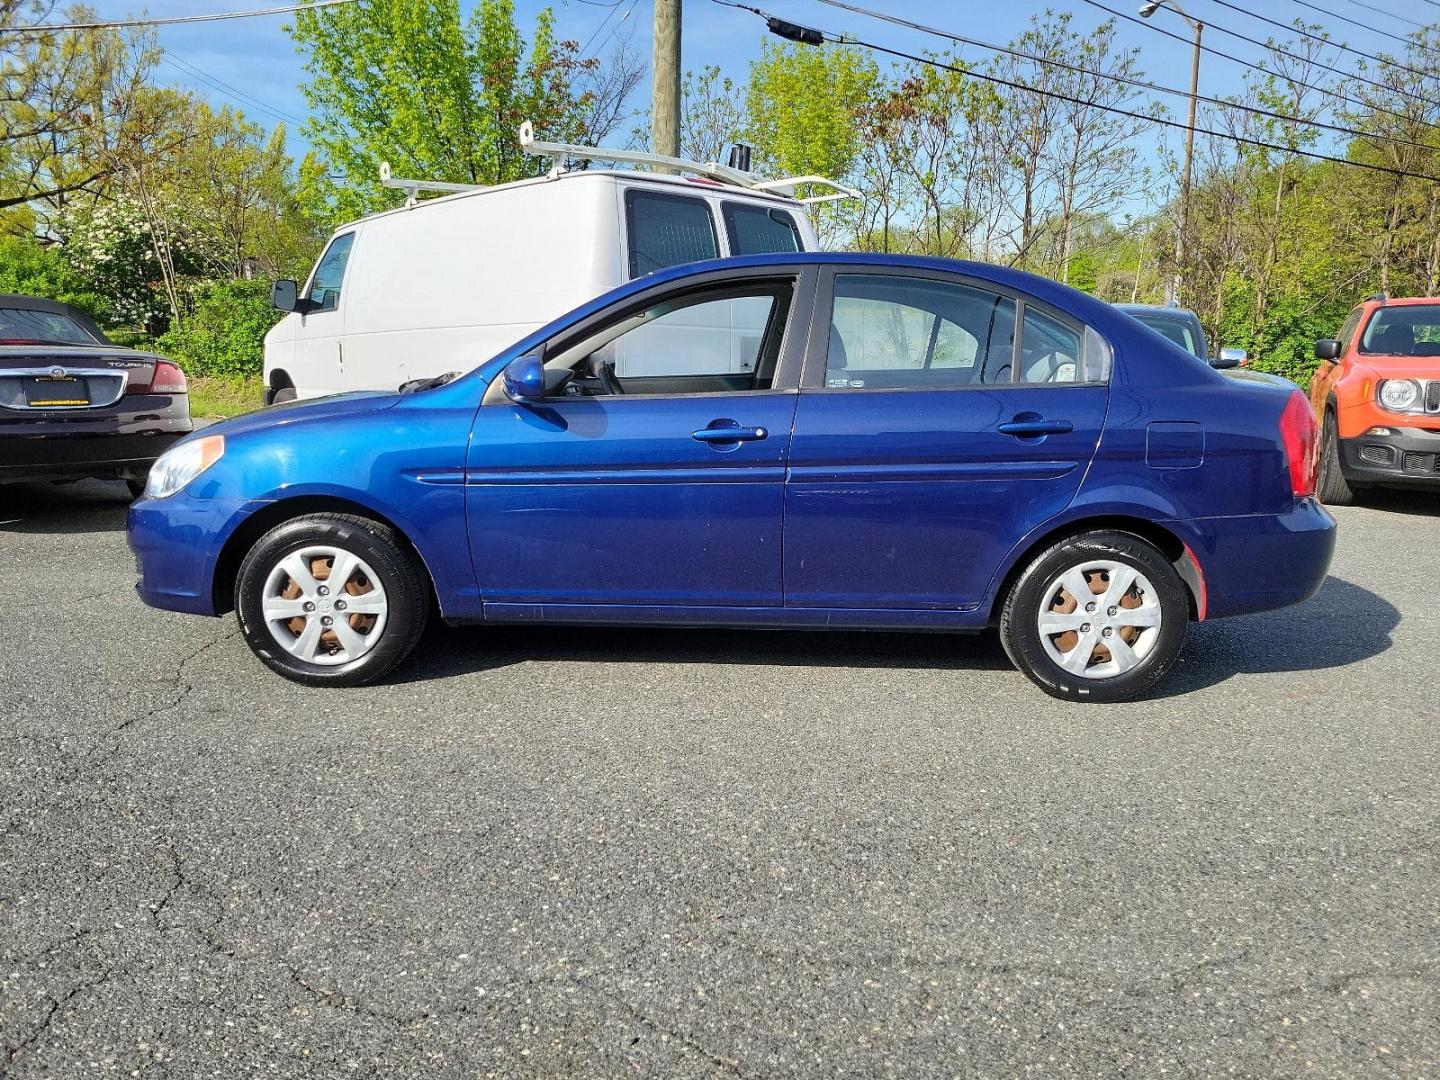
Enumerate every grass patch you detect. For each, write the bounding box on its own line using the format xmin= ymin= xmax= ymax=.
xmin=189 ymin=375 xmax=265 ymax=419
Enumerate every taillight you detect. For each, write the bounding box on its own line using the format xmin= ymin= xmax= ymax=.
xmin=125 ymin=360 xmax=188 ymax=395
xmin=1278 ymin=391 xmax=1318 ymax=498
xmin=149 ymin=360 xmax=187 ymax=394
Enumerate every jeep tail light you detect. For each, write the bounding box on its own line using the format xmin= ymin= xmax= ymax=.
xmin=125 ymin=360 xmax=188 ymax=395
xmin=1278 ymin=391 xmax=1318 ymax=498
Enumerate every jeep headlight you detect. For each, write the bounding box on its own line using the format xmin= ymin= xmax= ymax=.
xmin=1377 ymin=378 xmax=1420 ymax=412
xmin=144 ymin=435 xmax=225 ymax=499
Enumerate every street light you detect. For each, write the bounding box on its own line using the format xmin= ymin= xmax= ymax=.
xmin=1140 ymin=0 xmax=1203 ymax=306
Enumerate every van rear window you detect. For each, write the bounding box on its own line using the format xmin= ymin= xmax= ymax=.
xmin=625 ymin=190 xmax=719 ymax=278
xmin=724 ymin=203 xmax=801 ymax=255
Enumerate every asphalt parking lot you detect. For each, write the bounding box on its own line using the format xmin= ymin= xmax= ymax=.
xmin=1 ymin=480 xmax=1436 ymax=1078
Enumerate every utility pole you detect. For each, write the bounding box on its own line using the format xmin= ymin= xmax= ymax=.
xmin=652 ymin=0 xmax=681 ymax=171
xmin=1141 ymin=0 xmax=1202 ymax=306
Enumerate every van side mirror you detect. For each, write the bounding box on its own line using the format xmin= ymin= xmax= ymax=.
xmin=271 ymin=279 xmax=301 ymax=313
xmin=1314 ymin=338 xmax=1341 ymax=361
xmin=1211 ymin=348 xmax=1247 ymax=369
xmin=502 ymin=351 xmax=547 ymax=402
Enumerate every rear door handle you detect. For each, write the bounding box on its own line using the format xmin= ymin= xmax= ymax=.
xmin=998 ymin=418 xmax=1073 ymax=437
xmin=692 ymin=426 xmax=768 ymax=443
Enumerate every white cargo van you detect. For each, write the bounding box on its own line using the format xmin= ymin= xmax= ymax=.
xmin=262 ymin=125 xmax=853 ymax=401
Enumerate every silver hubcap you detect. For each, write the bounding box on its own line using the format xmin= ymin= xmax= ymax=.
xmin=260 ymin=546 xmax=388 ymax=666
xmin=1037 ymin=560 xmax=1162 ymax=680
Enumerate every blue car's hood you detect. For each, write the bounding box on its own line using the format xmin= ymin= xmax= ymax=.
xmin=199 ymin=391 xmax=401 ymax=440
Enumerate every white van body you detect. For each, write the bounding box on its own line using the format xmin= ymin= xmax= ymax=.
xmin=263 ymin=169 xmax=821 ymax=400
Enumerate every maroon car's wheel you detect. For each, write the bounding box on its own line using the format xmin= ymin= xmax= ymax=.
xmin=236 ymin=513 xmax=429 ymax=686
xmin=1000 ymin=531 xmax=1189 ymax=703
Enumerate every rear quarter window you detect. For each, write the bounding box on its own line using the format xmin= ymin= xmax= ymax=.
xmin=723 ymin=203 xmax=802 ymax=255
xmin=625 ymin=190 xmax=719 ymax=278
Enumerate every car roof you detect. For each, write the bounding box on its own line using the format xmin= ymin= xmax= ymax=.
xmin=1112 ymin=303 xmax=1200 ymax=319
xmin=642 ymin=251 xmax=1122 ymax=321
xmin=0 ymin=293 xmax=109 ymax=342
xmin=1363 ymin=295 xmax=1440 ymax=307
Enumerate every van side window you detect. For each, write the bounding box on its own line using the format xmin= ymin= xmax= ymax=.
xmin=625 ymin=190 xmax=719 ymax=278
xmin=307 ymin=233 xmax=355 ymax=312
xmin=724 ymin=203 xmax=801 ymax=255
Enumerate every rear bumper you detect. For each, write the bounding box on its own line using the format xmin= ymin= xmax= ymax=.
xmin=1173 ymin=499 xmax=1337 ymax=620
xmin=0 ymin=419 xmax=191 ymax=483
xmin=1337 ymin=427 xmax=1440 ymax=489
xmin=127 ymin=492 xmax=253 ymax=616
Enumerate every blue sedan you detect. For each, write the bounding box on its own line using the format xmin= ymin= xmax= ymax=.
xmin=128 ymin=254 xmax=1336 ymax=702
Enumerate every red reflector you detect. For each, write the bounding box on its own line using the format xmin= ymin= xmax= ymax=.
xmin=1279 ymin=391 xmax=1318 ymax=498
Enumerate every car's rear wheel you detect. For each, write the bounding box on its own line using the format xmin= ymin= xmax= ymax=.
xmin=235 ymin=513 xmax=428 ymax=686
xmin=1000 ymin=531 xmax=1189 ymax=703
xmin=1316 ymin=409 xmax=1357 ymax=506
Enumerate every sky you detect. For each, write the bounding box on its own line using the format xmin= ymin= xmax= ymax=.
xmin=140 ymin=0 xmax=1431 ymax=173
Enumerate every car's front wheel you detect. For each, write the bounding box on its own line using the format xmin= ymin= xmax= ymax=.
xmin=1316 ymin=409 xmax=1357 ymax=506
xmin=235 ymin=513 xmax=429 ymax=686
xmin=1000 ymin=531 xmax=1189 ymax=703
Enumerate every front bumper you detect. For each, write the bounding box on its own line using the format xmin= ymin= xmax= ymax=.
xmin=1337 ymin=426 xmax=1440 ymax=489
xmin=128 ymin=491 xmax=253 ymax=616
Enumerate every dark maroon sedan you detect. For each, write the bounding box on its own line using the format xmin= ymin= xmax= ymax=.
xmin=0 ymin=295 xmax=192 ymax=498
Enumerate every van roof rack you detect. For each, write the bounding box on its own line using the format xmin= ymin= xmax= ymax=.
xmin=379 ymin=121 xmax=860 ymax=207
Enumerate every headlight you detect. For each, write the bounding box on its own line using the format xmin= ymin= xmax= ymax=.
xmin=144 ymin=435 xmax=225 ymax=499
xmin=1377 ymin=379 xmax=1421 ymax=412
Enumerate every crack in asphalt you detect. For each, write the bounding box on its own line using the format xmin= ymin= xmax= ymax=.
xmin=0 ymin=629 xmax=237 ymax=846
xmin=1 ymin=969 xmax=114 ymax=1075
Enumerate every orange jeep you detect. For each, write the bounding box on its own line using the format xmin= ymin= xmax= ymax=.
xmin=1310 ymin=294 xmax=1440 ymax=503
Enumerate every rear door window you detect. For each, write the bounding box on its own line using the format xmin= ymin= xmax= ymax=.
xmin=625 ymin=190 xmax=719 ymax=278
xmin=723 ymin=203 xmax=802 ymax=255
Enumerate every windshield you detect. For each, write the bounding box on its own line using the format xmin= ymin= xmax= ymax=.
xmin=1134 ymin=314 xmax=1201 ymax=358
xmin=1359 ymin=304 xmax=1440 ymax=357
xmin=0 ymin=306 xmax=104 ymax=346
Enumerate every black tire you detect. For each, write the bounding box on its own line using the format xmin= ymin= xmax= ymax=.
xmin=999 ymin=531 xmax=1189 ymax=703
xmin=125 ymin=479 xmax=147 ymax=500
xmin=235 ymin=513 xmax=429 ymax=687
xmin=1315 ymin=409 xmax=1357 ymax=506
xmin=269 ymin=385 xmax=298 ymax=406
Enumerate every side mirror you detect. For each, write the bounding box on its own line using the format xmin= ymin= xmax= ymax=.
xmin=1314 ymin=338 xmax=1341 ymax=361
xmin=271 ymin=279 xmax=301 ymax=313
xmin=1212 ymin=347 xmax=1247 ymax=369
xmin=502 ymin=351 xmax=547 ymax=402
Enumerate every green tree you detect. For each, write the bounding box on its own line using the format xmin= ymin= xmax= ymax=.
xmin=744 ymin=41 xmax=878 ymax=187
xmin=288 ymin=0 xmax=586 ymax=222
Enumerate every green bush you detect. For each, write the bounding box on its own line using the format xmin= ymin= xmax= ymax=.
xmin=0 ymin=237 xmax=108 ymax=321
xmin=157 ymin=278 xmax=282 ymax=378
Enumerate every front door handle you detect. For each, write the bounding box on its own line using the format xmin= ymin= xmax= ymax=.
xmin=692 ymin=425 xmax=768 ymax=443
xmin=998 ymin=418 xmax=1073 ymax=437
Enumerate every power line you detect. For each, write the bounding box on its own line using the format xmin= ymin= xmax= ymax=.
xmin=579 ymin=0 xmax=632 ymax=56
xmin=714 ymin=2 xmax=1440 ymax=183
xmin=1081 ymin=0 xmax=1440 ymax=137
xmin=1 ymin=0 xmax=358 ymax=34
xmin=1210 ymin=0 xmax=1440 ymax=91
xmin=159 ymin=52 xmax=307 ymax=128
xmin=814 ymin=0 xmax=1440 ymax=157
xmin=588 ymin=0 xmax=638 ymax=57
xmin=1324 ymin=0 xmax=1428 ymax=29
xmin=1307 ymin=0 xmax=1428 ymax=35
